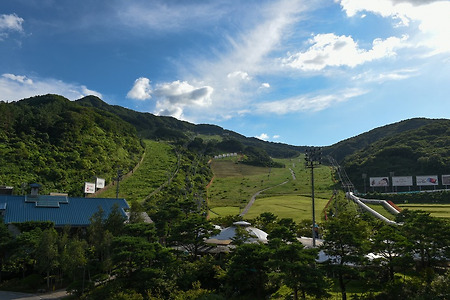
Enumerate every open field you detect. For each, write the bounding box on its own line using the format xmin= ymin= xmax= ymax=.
xmin=208 ymin=156 xmax=336 ymax=221
xmin=398 ymin=204 xmax=450 ymax=218
xmin=366 ymin=203 xmax=396 ymax=220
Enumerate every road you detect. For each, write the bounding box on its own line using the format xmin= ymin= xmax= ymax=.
xmin=0 ymin=290 xmax=68 ymax=300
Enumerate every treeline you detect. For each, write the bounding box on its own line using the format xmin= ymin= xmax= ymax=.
xmin=0 ymin=95 xmax=144 ymax=196
xmin=0 ymin=196 xmax=448 ymax=300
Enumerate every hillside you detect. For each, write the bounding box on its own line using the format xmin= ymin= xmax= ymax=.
xmin=76 ymin=95 xmax=303 ymax=158
xmin=340 ymin=119 xmax=450 ymax=191
xmin=0 ymin=94 xmax=144 ymax=196
xmin=323 ymin=118 xmax=441 ymax=162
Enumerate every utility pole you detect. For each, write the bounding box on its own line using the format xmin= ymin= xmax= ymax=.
xmin=305 ymin=147 xmax=321 ymax=247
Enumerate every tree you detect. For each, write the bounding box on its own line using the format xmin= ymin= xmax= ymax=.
xmin=322 ymin=210 xmax=370 ymax=300
xmin=396 ymin=210 xmax=450 ymax=269
xmin=269 ymin=242 xmax=330 ymax=300
xmin=370 ymin=223 xmax=412 ymax=281
xmin=36 ymin=228 xmax=59 ymax=289
xmin=105 ymin=203 xmax=126 ymax=236
xmin=225 ymin=243 xmax=272 ymax=299
xmin=169 ymin=214 xmax=218 ymax=258
xmin=0 ymin=218 xmax=12 ymax=282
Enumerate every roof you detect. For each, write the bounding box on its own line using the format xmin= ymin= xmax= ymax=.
xmin=0 ymin=195 xmax=129 ymax=227
xmin=206 ymin=221 xmax=268 ymax=245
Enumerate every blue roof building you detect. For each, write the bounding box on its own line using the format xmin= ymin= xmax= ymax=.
xmin=0 ymin=195 xmax=129 ymax=227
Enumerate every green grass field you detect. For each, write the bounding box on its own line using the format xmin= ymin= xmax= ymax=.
xmin=95 ymin=140 xmax=178 ymax=202
xmin=398 ymin=204 xmax=450 ymax=218
xmin=208 ymin=156 xmax=336 ymax=221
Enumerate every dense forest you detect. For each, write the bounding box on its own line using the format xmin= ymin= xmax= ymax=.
xmin=0 ymin=196 xmax=448 ymax=300
xmin=0 ymin=95 xmax=144 ymax=195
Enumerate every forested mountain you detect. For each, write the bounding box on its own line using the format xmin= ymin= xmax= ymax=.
xmin=323 ymin=118 xmax=441 ymax=162
xmin=335 ymin=119 xmax=450 ymax=191
xmin=77 ymin=96 xmax=303 ymax=158
xmin=0 ymin=94 xmax=144 ymax=195
xmin=0 ymin=94 xmax=298 ymax=195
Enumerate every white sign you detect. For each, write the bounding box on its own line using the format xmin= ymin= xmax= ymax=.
xmin=416 ymin=175 xmax=438 ymax=186
xmin=441 ymin=175 xmax=450 ymax=185
xmin=392 ymin=176 xmax=413 ymax=187
xmin=370 ymin=177 xmax=389 ymax=187
xmin=96 ymin=177 xmax=105 ymax=189
xmin=84 ymin=182 xmax=96 ymax=194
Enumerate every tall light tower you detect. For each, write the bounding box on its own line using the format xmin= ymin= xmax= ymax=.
xmin=305 ymin=147 xmax=321 ymax=247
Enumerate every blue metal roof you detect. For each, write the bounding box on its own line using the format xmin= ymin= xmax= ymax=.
xmin=0 ymin=195 xmax=129 ymax=227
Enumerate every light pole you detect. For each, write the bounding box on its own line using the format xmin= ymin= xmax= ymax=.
xmin=305 ymin=147 xmax=321 ymax=247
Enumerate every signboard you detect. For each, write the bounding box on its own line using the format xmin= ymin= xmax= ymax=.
xmin=96 ymin=177 xmax=105 ymax=189
xmin=84 ymin=182 xmax=96 ymax=194
xmin=370 ymin=177 xmax=389 ymax=187
xmin=442 ymin=175 xmax=450 ymax=185
xmin=416 ymin=175 xmax=438 ymax=186
xmin=392 ymin=176 xmax=413 ymax=187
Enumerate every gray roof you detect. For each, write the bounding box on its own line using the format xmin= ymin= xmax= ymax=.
xmin=0 ymin=195 xmax=129 ymax=227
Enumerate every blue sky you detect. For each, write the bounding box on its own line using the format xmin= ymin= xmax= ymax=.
xmin=1 ymin=0 xmax=449 ymax=146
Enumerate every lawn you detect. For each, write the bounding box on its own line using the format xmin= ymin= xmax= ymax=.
xmin=243 ymin=194 xmax=330 ymax=223
xmin=398 ymin=204 xmax=450 ymax=218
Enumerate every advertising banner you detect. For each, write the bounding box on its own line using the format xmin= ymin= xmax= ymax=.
xmin=96 ymin=177 xmax=105 ymax=189
xmin=84 ymin=182 xmax=96 ymax=194
xmin=416 ymin=175 xmax=438 ymax=186
xmin=392 ymin=176 xmax=413 ymax=187
xmin=369 ymin=177 xmax=389 ymax=187
xmin=442 ymin=175 xmax=450 ymax=185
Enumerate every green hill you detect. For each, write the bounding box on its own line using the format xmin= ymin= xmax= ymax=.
xmin=337 ymin=119 xmax=450 ymax=191
xmin=0 ymin=94 xmax=144 ymax=196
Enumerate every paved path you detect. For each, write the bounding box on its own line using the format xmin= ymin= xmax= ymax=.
xmin=239 ymin=180 xmax=289 ymax=216
xmin=0 ymin=290 xmax=68 ymax=300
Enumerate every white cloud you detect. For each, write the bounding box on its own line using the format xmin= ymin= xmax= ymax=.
xmin=0 ymin=73 xmax=102 ymax=102
xmin=127 ymin=77 xmax=152 ymax=100
xmin=337 ymin=0 xmax=450 ymax=54
xmin=0 ymin=14 xmax=24 ymax=31
xmin=153 ymin=80 xmax=213 ymax=119
xmin=283 ymin=33 xmax=408 ymax=71
xmin=227 ymin=71 xmax=251 ymax=81
xmin=0 ymin=13 xmax=24 ymax=40
xmin=273 ymin=135 xmax=280 ymax=139
xmin=260 ymin=82 xmax=270 ymax=89
xmin=352 ymin=68 xmax=418 ymax=82
xmin=2 ymin=73 xmax=33 ymax=85
xmin=254 ymin=88 xmax=367 ymax=115
xmin=255 ymin=133 xmax=269 ymax=140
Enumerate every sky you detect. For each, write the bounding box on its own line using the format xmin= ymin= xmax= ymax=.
xmin=1 ymin=0 xmax=449 ymax=146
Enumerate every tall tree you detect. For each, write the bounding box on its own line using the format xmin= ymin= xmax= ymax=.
xmin=322 ymin=210 xmax=370 ymax=300
xmin=36 ymin=228 xmax=59 ymax=289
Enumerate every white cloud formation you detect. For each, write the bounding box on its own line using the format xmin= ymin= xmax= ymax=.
xmin=153 ymin=80 xmax=213 ymax=119
xmin=0 ymin=14 xmax=24 ymax=31
xmin=0 ymin=13 xmax=24 ymax=40
xmin=127 ymin=77 xmax=152 ymax=100
xmin=283 ymin=33 xmax=408 ymax=71
xmin=254 ymin=88 xmax=367 ymax=114
xmin=337 ymin=0 xmax=450 ymax=54
xmin=255 ymin=133 xmax=269 ymax=140
xmin=0 ymin=73 xmax=102 ymax=102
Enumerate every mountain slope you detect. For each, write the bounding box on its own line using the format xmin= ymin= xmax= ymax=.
xmin=340 ymin=119 xmax=450 ymax=191
xmin=0 ymin=94 xmax=144 ymax=196
xmin=323 ymin=118 xmax=440 ymax=162
xmin=76 ymin=95 xmax=303 ymax=158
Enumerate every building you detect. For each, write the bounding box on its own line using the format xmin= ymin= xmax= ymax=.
xmin=0 ymin=194 xmax=129 ymax=228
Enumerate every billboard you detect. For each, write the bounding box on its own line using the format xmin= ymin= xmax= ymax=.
xmin=416 ymin=175 xmax=438 ymax=186
xmin=84 ymin=182 xmax=96 ymax=194
xmin=392 ymin=176 xmax=413 ymax=187
xmin=442 ymin=175 xmax=450 ymax=185
xmin=96 ymin=177 xmax=105 ymax=189
xmin=370 ymin=177 xmax=389 ymax=187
